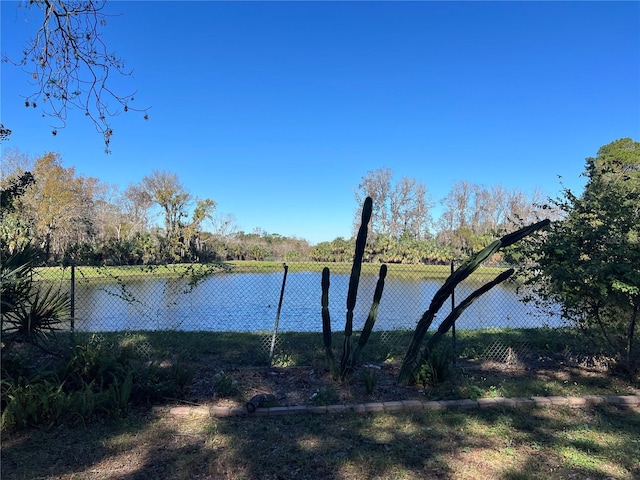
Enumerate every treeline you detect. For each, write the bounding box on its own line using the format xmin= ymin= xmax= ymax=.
xmin=0 ymin=151 xmax=548 ymax=266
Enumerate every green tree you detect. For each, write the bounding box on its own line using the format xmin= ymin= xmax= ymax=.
xmin=329 ymin=237 xmax=353 ymax=263
xmin=11 ymin=152 xmax=101 ymax=263
xmin=0 ymin=172 xmax=37 ymax=254
xmin=521 ymin=138 xmax=640 ymax=373
xmin=140 ymin=170 xmax=216 ymax=261
xmin=310 ymin=241 xmax=333 ymax=262
xmin=1 ymin=179 xmax=71 ymax=347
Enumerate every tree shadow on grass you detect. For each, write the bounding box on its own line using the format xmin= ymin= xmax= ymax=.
xmin=497 ymin=404 xmax=640 ymax=480
xmin=2 ymin=405 xmax=639 ymax=479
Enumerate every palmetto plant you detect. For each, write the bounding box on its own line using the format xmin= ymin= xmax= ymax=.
xmin=1 ymin=245 xmax=71 ymax=346
xmin=3 ymin=283 xmax=72 ymax=341
xmin=0 ymin=246 xmax=37 ymax=314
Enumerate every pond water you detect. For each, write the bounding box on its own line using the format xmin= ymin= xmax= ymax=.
xmin=71 ymin=271 xmax=563 ymax=332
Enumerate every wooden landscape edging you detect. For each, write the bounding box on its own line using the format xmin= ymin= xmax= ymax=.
xmin=155 ymin=394 xmax=640 ymax=418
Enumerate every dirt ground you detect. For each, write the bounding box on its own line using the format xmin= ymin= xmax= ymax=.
xmin=186 ymin=353 xmax=640 ymax=409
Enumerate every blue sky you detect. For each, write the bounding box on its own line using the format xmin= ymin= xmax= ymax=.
xmin=2 ymin=1 xmax=639 ymax=244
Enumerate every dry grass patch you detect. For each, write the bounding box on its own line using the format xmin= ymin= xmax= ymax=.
xmin=3 ymin=405 xmax=639 ymax=479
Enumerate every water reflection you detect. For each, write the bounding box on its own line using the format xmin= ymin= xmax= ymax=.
xmin=72 ymin=271 xmax=563 ymax=332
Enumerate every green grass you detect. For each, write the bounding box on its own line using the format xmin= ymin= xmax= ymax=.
xmin=3 ymin=327 xmax=638 ymax=479
xmin=2 ymin=405 xmax=638 ymax=479
xmin=35 ymin=263 xmax=231 ymax=281
xmin=34 ymin=260 xmax=504 ymax=282
xmin=61 ymin=328 xmax=634 ymax=401
xmin=66 ymin=327 xmax=607 ymax=368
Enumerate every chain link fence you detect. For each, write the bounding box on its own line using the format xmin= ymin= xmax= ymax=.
xmin=48 ymin=262 xmax=566 ymax=366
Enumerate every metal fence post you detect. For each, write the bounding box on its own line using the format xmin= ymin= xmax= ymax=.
xmin=451 ymin=260 xmax=456 ymax=365
xmin=70 ymin=263 xmax=75 ymax=333
xmin=269 ymin=263 xmax=289 ymax=366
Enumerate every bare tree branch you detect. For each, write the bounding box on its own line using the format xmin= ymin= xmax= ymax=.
xmin=3 ymin=0 xmax=149 ymax=153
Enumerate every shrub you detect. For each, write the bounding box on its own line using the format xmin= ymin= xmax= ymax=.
xmin=414 ymin=347 xmax=453 ymax=388
xmin=213 ymin=371 xmax=237 ymax=398
xmin=1 ymin=337 xmax=192 ymax=432
xmin=309 ymin=386 xmax=339 ymax=406
xmin=361 ymin=366 xmax=381 ymax=395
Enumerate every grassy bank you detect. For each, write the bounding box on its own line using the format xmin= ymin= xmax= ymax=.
xmin=67 ymin=327 xmax=593 ymax=367
xmin=62 ymin=327 xmax=634 ymax=401
xmin=35 ymin=260 xmax=504 ymax=282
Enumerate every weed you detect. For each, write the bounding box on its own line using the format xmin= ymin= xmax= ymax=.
xmin=487 ymin=384 xmax=501 ymax=398
xmin=213 ymin=371 xmax=237 ymax=397
xmin=101 ymin=371 xmax=132 ymax=418
xmin=414 ymin=347 xmax=452 ymax=387
xmin=1 ymin=335 xmax=192 ymax=432
xmin=309 ymin=386 xmax=339 ymax=406
xmin=131 ymin=359 xmax=193 ymax=404
xmin=464 ymin=385 xmax=485 ymax=400
xmin=271 ymin=352 xmax=294 ymax=368
xmin=361 ymin=366 xmax=381 ymax=395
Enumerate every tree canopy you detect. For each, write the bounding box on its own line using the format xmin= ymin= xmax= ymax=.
xmin=520 ymin=138 xmax=639 ymax=371
xmin=355 ymin=168 xmax=434 ymax=241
